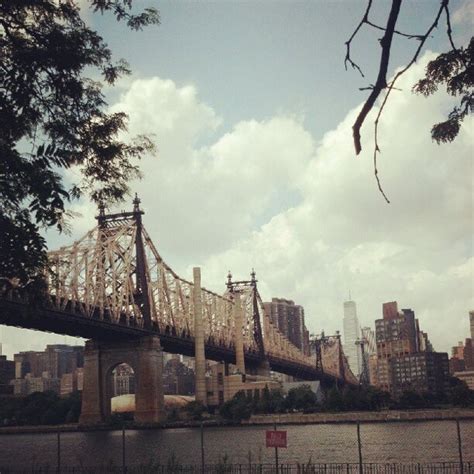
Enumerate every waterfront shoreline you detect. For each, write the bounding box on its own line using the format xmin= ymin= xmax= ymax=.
xmin=243 ymin=408 xmax=474 ymax=426
xmin=1 ymin=408 xmax=474 ymax=434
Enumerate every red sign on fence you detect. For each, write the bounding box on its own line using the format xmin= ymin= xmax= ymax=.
xmin=266 ymin=430 xmax=287 ymax=448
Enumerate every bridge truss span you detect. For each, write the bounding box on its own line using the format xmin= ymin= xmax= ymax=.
xmin=2 ymin=196 xmax=357 ymax=386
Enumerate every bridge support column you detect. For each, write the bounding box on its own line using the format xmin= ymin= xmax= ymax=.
xmin=233 ymin=292 xmax=245 ymax=374
xmin=193 ymin=267 xmax=207 ymax=405
xmin=79 ymin=336 xmax=164 ymax=425
xmin=134 ymin=336 xmax=165 ymax=423
xmin=79 ymin=340 xmax=103 ymax=424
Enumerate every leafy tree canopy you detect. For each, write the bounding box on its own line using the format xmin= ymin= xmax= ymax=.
xmin=285 ymin=384 xmax=318 ymax=411
xmin=413 ymin=37 xmax=474 ymax=144
xmin=0 ymin=0 xmax=158 ymax=282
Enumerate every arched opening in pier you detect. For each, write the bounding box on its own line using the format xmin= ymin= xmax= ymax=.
xmin=109 ymin=363 xmax=136 ymax=418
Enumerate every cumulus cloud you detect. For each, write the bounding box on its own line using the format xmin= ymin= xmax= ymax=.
xmin=195 ymin=53 xmax=473 ymax=352
xmin=452 ymin=0 xmax=474 ymax=25
xmin=451 ymin=0 xmax=474 ymax=43
xmin=108 ymin=77 xmax=314 ymax=263
xmin=4 ymin=52 xmax=472 ymax=357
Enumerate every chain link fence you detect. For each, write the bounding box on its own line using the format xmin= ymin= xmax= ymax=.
xmin=1 ymin=418 xmax=473 ymax=473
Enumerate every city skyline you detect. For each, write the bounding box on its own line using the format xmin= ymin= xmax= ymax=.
xmin=1 ymin=0 xmax=473 ymax=357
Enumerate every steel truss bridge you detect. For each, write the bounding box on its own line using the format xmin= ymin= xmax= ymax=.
xmin=0 ymin=197 xmax=357 ymax=387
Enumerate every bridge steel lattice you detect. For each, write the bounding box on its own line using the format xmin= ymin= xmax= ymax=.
xmin=0 ymin=197 xmax=357 ymax=422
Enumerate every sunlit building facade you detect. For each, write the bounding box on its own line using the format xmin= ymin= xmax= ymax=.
xmin=343 ymin=300 xmax=361 ymax=377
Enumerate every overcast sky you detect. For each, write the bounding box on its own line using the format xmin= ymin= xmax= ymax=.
xmin=2 ymin=0 xmax=473 ymax=358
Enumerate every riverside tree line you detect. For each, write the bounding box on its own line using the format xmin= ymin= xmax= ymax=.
xmin=0 ymin=377 xmax=473 ymax=426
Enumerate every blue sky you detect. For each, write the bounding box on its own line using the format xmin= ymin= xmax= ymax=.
xmin=2 ymin=0 xmax=473 ymax=359
xmin=97 ymin=0 xmax=465 ymax=139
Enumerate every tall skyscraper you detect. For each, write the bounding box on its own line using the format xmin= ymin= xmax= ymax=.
xmin=263 ymin=298 xmax=310 ymax=355
xmin=470 ymin=310 xmax=474 ymax=340
xmin=343 ymin=300 xmax=361 ymax=377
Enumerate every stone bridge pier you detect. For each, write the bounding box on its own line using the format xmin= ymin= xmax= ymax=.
xmin=79 ymin=336 xmax=164 ymax=424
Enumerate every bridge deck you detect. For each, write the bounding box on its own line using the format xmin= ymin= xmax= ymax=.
xmin=0 ymin=296 xmax=347 ymax=386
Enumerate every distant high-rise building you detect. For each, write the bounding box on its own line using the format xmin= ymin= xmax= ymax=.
xmin=60 ymin=368 xmax=84 ymax=396
xmin=374 ymin=301 xmax=449 ymax=396
xmin=263 ymin=298 xmax=310 ymax=355
xmin=13 ymin=345 xmax=83 ymax=381
xmin=368 ymin=354 xmax=379 ymax=386
xmin=343 ymin=301 xmax=361 ymax=377
xmin=12 ymin=344 xmax=84 ymax=396
xmin=464 ymin=338 xmax=474 ymax=370
xmin=418 ymin=331 xmax=433 ymax=352
xmin=391 ymin=352 xmax=450 ymax=397
xmin=113 ymin=363 xmax=135 ymax=397
xmin=452 ymin=341 xmax=465 ymax=359
xmin=375 ymin=302 xmax=418 ymax=392
xmin=450 ymin=312 xmax=474 ymax=386
xmin=0 ymin=355 xmax=14 ymax=395
xmin=449 ymin=313 xmax=474 ymax=376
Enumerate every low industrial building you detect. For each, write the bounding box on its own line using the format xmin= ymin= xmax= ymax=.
xmin=205 ymin=363 xmax=280 ymax=407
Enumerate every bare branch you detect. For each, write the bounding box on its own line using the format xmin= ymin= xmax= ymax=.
xmin=352 ymin=0 xmax=403 ymax=156
xmin=344 ymin=0 xmax=373 ymax=78
xmin=364 ymin=20 xmax=425 ymax=40
xmin=344 ymin=0 xmax=425 ymax=81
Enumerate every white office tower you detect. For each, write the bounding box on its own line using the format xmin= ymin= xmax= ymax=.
xmin=343 ymin=301 xmax=361 ymax=377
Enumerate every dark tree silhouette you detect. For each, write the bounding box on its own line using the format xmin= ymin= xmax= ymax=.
xmin=346 ymin=0 xmax=473 ymax=202
xmin=413 ymin=37 xmax=473 ymax=144
xmin=0 ymin=0 xmax=159 ymax=282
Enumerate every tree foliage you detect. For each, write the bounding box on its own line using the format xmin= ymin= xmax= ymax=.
xmin=286 ymin=384 xmax=318 ymax=411
xmin=214 ymin=382 xmax=473 ymax=420
xmin=219 ymin=391 xmax=253 ymax=422
xmin=185 ymin=400 xmax=206 ymax=421
xmin=0 ymin=390 xmax=82 ymax=426
xmin=0 ymin=0 xmax=158 ymax=282
xmin=413 ymin=37 xmax=474 ymax=144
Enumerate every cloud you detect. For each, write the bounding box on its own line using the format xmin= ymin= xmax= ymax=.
xmin=452 ymin=0 xmax=474 ymax=25
xmin=108 ymin=77 xmax=314 ymax=263
xmin=194 ymin=53 xmax=473 ymax=352
xmin=4 ymin=52 xmax=472 ymax=358
xmin=451 ymin=0 xmax=474 ymax=44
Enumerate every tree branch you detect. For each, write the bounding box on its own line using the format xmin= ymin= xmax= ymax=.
xmin=344 ymin=0 xmax=373 ymax=78
xmin=352 ymin=0 xmax=403 ymax=156
xmin=364 ymin=20 xmax=424 ymax=40
xmin=443 ymin=2 xmax=467 ymax=68
xmin=370 ymin=0 xmax=448 ymax=203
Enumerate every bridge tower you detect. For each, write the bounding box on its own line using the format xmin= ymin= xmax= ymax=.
xmin=80 ymin=198 xmax=165 ymax=424
xmin=226 ymin=270 xmax=270 ymax=376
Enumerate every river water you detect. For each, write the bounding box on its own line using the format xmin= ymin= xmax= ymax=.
xmin=1 ymin=420 xmax=473 ymax=469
